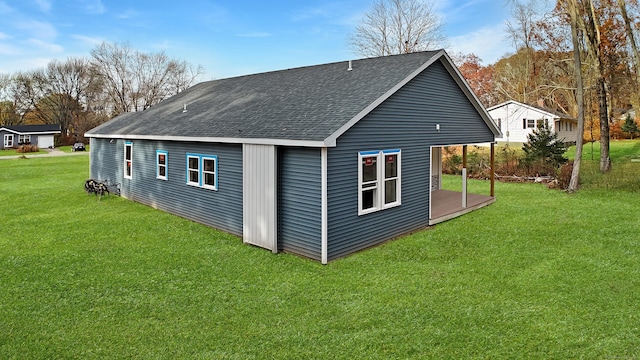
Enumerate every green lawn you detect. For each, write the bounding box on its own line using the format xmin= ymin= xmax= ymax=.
xmin=1 ymin=156 xmax=640 ymax=358
xmin=0 ymin=148 xmax=48 ymax=156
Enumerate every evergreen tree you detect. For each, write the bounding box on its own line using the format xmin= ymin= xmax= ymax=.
xmin=621 ymin=114 xmax=639 ymax=139
xmin=522 ymin=120 xmax=568 ymax=168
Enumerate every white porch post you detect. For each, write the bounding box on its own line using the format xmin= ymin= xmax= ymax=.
xmin=462 ymin=145 xmax=468 ymax=208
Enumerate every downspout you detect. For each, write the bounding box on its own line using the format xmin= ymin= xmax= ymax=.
xmin=321 ymin=147 xmax=328 ymax=264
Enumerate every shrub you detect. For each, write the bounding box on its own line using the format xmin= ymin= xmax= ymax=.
xmin=522 ymin=121 xmax=568 ymax=171
xmin=16 ymin=144 xmax=40 ymax=153
xmin=443 ymin=146 xmax=462 ymax=174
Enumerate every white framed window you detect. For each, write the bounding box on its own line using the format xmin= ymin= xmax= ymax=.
xmin=18 ymin=134 xmax=30 ymax=144
xmin=156 ymin=150 xmax=168 ymax=180
xmin=524 ymin=119 xmax=536 ymax=129
xmin=3 ymin=134 xmax=13 ymax=148
xmin=186 ymin=153 xmax=218 ymax=190
xmin=358 ymin=149 xmax=401 ymax=215
xmin=124 ymin=142 xmax=133 ymax=179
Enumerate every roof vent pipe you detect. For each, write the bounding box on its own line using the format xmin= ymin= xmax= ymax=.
xmin=348 ymin=60 xmax=352 ymax=71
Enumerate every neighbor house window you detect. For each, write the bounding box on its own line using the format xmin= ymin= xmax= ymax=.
xmin=496 ymin=118 xmax=502 ymax=130
xmin=124 ymin=142 xmax=132 ymax=179
xmin=3 ymin=134 xmax=13 ymax=148
xmin=358 ymin=149 xmax=401 ymax=215
xmin=18 ymin=134 xmax=30 ymax=144
xmin=186 ymin=153 xmax=218 ymax=190
xmin=523 ymin=119 xmax=536 ymax=129
xmin=156 ymin=150 xmax=168 ymax=180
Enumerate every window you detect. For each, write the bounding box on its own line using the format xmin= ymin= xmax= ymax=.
xmin=523 ymin=119 xmax=536 ymax=128
xmin=3 ymin=134 xmax=13 ymax=148
xmin=18 ymin=134 xmax=30 ymax=144
xmin=496 ymin=118 xmax=502 ymax=130
xmin=358 ymin=149 xmax=401 ymax=215
xmin=124 ymin=142 xmax=132 ymax=179
xmin=156 ymin=150 xmax=168 ymax=180
xmin=536 ymin=119 xmax=545 ymax=128
xmin=186 ymin=153 xmax=218 ymax=190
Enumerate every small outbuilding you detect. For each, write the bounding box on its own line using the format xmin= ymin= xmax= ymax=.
xmin=85 ymin=50 xmax=500 ymax=263
xmin=0 ymin=124 xmax=61 ymax=149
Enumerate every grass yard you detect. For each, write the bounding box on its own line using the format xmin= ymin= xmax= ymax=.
xmin=0 ymin=148 xmax=48 ymax=157
xmin=1 ymin=155 xmax=640 ymax=358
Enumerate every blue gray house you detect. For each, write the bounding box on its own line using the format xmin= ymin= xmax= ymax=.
xmin=1 ymin=124 xmax=61 ymax=149
xmin=85 ymin=50 xmax=500 ymax=263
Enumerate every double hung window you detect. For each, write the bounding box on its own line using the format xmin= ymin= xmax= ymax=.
xmin=124 ymin=142 xmax=133 ymax=179
xmin=3 ymin=134 xmax=13 ymax=148
xmin=358 ymin=149 xmax=401 ymax=215
xmin=156 ymin=150 xmax=168 ymax=180
xmin=186 ymin=153 xmax=218 ymax=190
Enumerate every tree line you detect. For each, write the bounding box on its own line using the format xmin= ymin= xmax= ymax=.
xmin=0 ymin=42 xmax=203 ymax=142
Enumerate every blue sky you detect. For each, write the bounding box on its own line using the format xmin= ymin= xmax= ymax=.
xmin=1 ymin=0 xmax=520 ymax=80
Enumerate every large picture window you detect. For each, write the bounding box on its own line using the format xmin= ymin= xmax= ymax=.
xmin=124 ymin=142 xmax=133 ymax=179
xmin=186 ymin=153 xmax=218 ymax=190
xmin=156 ymin=150 xmax=168 ymax=180
xmin=358 ymin=149 xmax=401 ymax=215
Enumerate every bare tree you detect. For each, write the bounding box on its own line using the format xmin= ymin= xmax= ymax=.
xmin=91 ymin=42 xmax=204 ymax=116
xmin=616 ymin=0 xmax=640 ymax=107
xmin=91 ymin=42 xmax=136 ymax=115
xmin=350 ymin=0 xmax=448 ymax=57
xmin=11 ymin=58 xmax=98 ymax=135
xmin=506 ymin=0 xmax=541 ymax=103
xmin=0 ymin=74 xmax=21 ymax=126
xmin=564 ymin=0 xmax=586 ymax=191
xmin=582 ymin=0 xmax=611 ymax=172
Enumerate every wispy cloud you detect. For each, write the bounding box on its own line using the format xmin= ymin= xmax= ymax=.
xmin=117 ymin=8 xmax=139 ymax=19
xmin=28 ymin=38 xmax=64 ymax=53
xmin=448 ymin=22 xmax=511 ymax=64
xmin=35 ymin=0 xmax=52 ymax=12
xmin=81 ymin=0 xmax=105 ymax=15
xmin=235 ymin=32 xmax=271 ymax=38
xmin=0 ymin=2 xmax=14 ymax=14
xmin=16 ymin=20 xmax=57 ymax=40
xmin=0 ymin=42 xmax=21 ymax=55
xmin=72 ymin=34 xmax=104 ymax=46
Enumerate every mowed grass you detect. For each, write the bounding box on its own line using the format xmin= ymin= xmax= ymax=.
xmin=1 ymin=156 xmax=640 ymax=358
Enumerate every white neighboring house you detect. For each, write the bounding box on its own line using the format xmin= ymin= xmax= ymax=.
xmin=487 ymin=100 xmax=579 ymax=144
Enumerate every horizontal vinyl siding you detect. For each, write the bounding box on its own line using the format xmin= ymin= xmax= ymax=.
xmin=90 ymin=138 xmax=243 ymax=236
xmin=278 ymin=147 xmax=322 ymax=260
xmin=90 ymin=138 xmax=120 ymax=183
xmin=327 ymin=59 xmax=494 ymax=260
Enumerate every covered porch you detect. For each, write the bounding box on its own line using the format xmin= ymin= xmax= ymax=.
xmin=429 ymin=144 xmax=496 ymax=225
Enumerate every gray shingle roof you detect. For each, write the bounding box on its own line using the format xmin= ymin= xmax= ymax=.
xmin=87 ymin=50 xmax=482 ymax=144
xmin=1 ymin=124 xmax=61 ymax=133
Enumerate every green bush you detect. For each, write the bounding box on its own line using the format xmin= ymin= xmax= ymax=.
xmin=522 ymin=121 xmax=567 ymax=175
